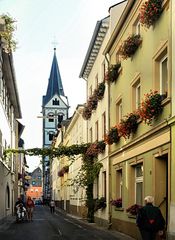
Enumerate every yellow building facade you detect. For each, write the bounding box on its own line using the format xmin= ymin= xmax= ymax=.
xmin=104 ymin=0 xmax=174 ymax=238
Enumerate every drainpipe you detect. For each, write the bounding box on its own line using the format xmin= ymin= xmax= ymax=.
xmin=105 ymin=53 xmax=112 ymax=229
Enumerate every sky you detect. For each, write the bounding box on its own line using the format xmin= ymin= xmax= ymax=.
xmin=1 ymin=0 xmax=121 ymax=171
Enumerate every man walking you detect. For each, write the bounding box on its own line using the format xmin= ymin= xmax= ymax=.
xmin=50 ymin=200 xmax=55 ymax=214
xmin=136 ymin=196 xmax=165 ymax=240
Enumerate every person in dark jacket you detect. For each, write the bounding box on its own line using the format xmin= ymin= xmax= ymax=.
xmin=136 ymin=196 xmax=165 ymax=240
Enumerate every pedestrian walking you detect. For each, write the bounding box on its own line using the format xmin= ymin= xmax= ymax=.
xmin=26 ymin=196 xmax=35 ymax=221
xmin=136 ymin=196 xmax=165 ymax=240
xmin=50 ymin=200 xmax=55 ymax=214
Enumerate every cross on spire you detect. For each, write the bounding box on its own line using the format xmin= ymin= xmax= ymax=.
xmin=52 ymin=36 xmax=58 ymax=51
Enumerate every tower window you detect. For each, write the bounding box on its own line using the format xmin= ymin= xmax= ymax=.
xmin=49 ymin=132 xmax=54 ymax=141
xmin=53 ymin=98 xmax=59 ymax=105
xmin=48 ymin=113 xmax=54 ymax=122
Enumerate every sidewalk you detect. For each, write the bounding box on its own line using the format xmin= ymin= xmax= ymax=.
xmin=0 ymin=215 xmax=15 ymax=231
xmin=55 ymin=207 xmax=135 ymax=240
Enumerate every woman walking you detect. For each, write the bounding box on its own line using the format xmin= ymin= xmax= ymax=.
xmin=26 ymin=196 xmax=35 ymax=221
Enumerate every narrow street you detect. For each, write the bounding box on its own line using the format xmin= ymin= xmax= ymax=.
xmin=0 ymin=206 xmax=134 ymax=240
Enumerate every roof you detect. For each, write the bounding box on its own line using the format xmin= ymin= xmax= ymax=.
xmin=43 ymin=48 xmax=65 ymax=105
xmin=79 ymin=16 xmax=109 ymax=79
xmin=104 ymin=0 xmax=135 ymax=54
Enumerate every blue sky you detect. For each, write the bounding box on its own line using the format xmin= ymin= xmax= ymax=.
xmin=1 ymin=0 xmax=121 ymax=170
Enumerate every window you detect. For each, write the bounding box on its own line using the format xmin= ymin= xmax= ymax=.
xmin=133 ymin=16 xmax=141 ymax=35
xmin=95 ymin=121 xmax=98 ymax=141
xmin=89 ymin=128 xmax=93 ymax=143
xmin=102 ymin=112 xmax=106 ymax=138
xmin=48 ymin=113 xmax=54 ymax=122
xmin=135 ymin=164 xmax=143 ymax=205
xmin=102 ymin=171 xmax=106 ymax=199
xmin=89 ymin=85 xmax=92 ymax=96
xmin=53 ymin=98 xmax=59 ymax=105
xmin=132 ymin=78 xmax=141 ymax=110
xmin=116 ymin=169 xmax=122 ymax=198
xmin=6 ymin=186 xmax=10 ymax=209
xmin=102 ymin=61 xmax=106 ymax=81
xmin=160 ymin=56 xmax=168 ymax=95
xmin=154 ymin=45 xmax=168 ymax=97
xmin=49 ymin=132 xmax=54 ymax=141
xmin=95 ymin=74 xmax=98 ymax=88
xmin=116 ymin=99 xmax=122 ymax=123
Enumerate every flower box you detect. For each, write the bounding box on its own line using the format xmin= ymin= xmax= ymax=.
xmin=97 ymin=82 xmax=105 ymax=100
xmin=140 ymin=0 xmax=163 ymax=28
xmin=117 ymin=113 xmax=140 ymax=139
xmin=111 ymin=198 xmax=122 ymax=208
xmin=105 ymin=63 xmax=121 ymax=83
xmin=126 ymin=204 xmax=142 ymax=216
xmin=94 ymin=197 xmax=106 ymax=211
xmin=104 ymin=127 xmax=120 ymax=145
xmin=119 ymin=34 xmax=142 ymax=60
xmin=137 ymin=90 xmax=163 ymax=125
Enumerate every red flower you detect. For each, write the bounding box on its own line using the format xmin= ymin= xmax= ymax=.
xmin=140 ymin=0 xmax=162 ymax=28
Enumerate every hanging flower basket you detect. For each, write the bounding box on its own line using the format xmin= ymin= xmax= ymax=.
xmin=137 ymin=90 xmax=163 ymax=125
xmin=140 ymin=0 xmax=163 ymax=28
xmin=111 ymin=198 xmax=122 ymax=208
xmin=119 ymin=34 xmax=142 ymax=60
xmin=105 ymin=63 xmax=121 ymax=83
xmin=117 ymin=113 xmax=140 ymax=139
xmin=97 ymin=82 xmax=105 ymax=100
xmin=126 ymin=204 xmax=142 ymax=216
xmin=104 ymin=127 xmax=120 ymax=145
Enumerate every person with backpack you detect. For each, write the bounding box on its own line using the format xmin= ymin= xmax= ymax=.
xmin=136 ymin=196 xmax=165 ymax=240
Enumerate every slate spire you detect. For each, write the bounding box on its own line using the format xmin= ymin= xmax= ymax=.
xmin=43 ymin=48 xmax=65 ymax=105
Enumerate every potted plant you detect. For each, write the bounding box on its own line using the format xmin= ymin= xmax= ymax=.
xmin=140 ymin=0 xmax=163 ymax=28
xmin=117 ymin=113 xmax=140 ymax=139
xmin=105 ymin=63 xmax=121 ymax=83
xmin=126 ymin=204 xmax=142 ymax=216
xmin=94 ymin=197 xmax=106 ymax=211
xmin=137 ymin=90 xmax=163 ymax=125
xmin=104 ymin=127 xmax=120 ymax=145
xmin=119 ymin=34 xmax=142 ymax=60
xmin=111 ymin=198 xmax=122 ymax=209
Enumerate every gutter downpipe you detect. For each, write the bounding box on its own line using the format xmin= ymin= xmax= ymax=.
xmin=105 ymin=53 xmax=112 ymax=229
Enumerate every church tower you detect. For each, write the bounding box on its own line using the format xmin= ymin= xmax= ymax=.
xmin=42 ymin=48 xmax=69 ymax=201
